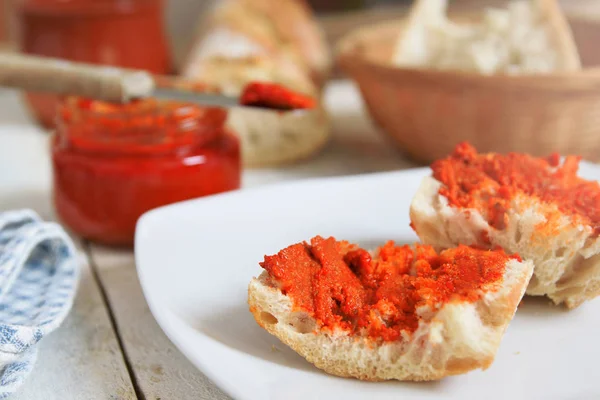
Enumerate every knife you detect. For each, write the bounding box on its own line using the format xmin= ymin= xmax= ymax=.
xmin=0 ymin=53 xmax=315 ymax=111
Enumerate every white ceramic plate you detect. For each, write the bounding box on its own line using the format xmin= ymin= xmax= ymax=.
xmin=136 ymin=167 xmax=600 ymax=400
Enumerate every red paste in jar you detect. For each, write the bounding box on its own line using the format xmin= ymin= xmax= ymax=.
xmin=52 ymin=97 xmax=240 ymax=247
xmin=17 ymin=0 xmax=171 ymax=128
xmin=239 ymin=82 xmax=316 ymax=110
xmin=260 ymin=236 xmax=514 ymax=342
xmin=431 ymin=142 xmax=600 ymax=234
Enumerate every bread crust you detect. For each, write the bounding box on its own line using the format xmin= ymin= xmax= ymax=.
xmin=410 ymin=176 xmax=600 ymax=308
xmin=536 ymin=0 xmax=582 ymax=71
xmin=220 ymin=0 xmax=332 ymax=85
xmin=248 ymin=254 xmax=533 ymax=381
xmin=183 ymin=0 xmax=331 ymax=86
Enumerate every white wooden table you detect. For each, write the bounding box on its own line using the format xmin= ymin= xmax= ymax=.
xmin=1 ymin=1 xmax=598 ymax=396
xmin=0 ymin=80 xmax=417 ymax=399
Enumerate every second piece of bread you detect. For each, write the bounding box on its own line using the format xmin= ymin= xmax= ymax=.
xmin=410 ymin=143 xmax=600 ymax=308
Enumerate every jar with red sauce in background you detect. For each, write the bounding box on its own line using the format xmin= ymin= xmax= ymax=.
xmin=14 ymin=0 xmax=171 ymax=128
xmin=51 ymin=97 xmax=241 ymax=247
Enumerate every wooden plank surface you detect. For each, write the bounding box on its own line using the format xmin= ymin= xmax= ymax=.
xmin=88 ymin=247 xmax=230 ymax=400
xmin=11 ymin=245 xmax=137 ymax=400
xmin=0 ymin=89 xmax=137 ymax=399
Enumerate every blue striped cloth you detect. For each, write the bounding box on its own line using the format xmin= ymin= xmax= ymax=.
xmin=0 ymin=210 xmax=79 ymax=398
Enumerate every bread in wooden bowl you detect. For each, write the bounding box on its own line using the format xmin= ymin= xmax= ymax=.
xmin=410 ymin=142 xmax=600 ymax=309
xmin=393 ymin=0 xmax=581 ymax=74
xmin=336 ymin=0 xmax=600 ymax=164
xmin=248 ymin=236 xmax=533 ymax=381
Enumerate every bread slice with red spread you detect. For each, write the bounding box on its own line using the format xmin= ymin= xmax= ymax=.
xmin=410 ymin=142 xmax=600 ymax=309
xmin=248 ymin=236 xmax=533 ymax=381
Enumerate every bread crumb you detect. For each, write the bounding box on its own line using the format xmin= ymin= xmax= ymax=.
xmin=271 ymin=345 xmax=280 ymax=352
xmin=394 ymin=0 xmax=563 ymax=74
xmin=514 ymin=351 xmax=521 ymax=355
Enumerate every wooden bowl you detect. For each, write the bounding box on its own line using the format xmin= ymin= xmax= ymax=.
xmin=335 ymin=14 xmax=600 ymax=164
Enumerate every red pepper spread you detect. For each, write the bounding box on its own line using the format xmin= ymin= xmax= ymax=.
xmin=239 ymin=82 xmax=316 ymax=111
xmin=53 ymin=97 xmax=240 ymax=246
xmin=260 ymin=236 xmax=515 ymax=342
xmin=432 ymin=142 xmax=600 ymax=234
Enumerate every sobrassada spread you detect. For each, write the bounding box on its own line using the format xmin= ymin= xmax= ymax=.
xmin=432 ymin=142 xmax=600 ymax=234
xmin=239 ymin=82 xmax=316 ymax=110
xmin=260 ymin=236 xmax=517 ymax=342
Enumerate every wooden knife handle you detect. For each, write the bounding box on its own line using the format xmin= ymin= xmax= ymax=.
xmin=0 ymin=53 xmax=155 ymax=103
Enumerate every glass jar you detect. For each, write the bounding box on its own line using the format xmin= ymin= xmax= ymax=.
xmin=16 ymin=0 xmax=171 ymax=128
xmin=51 ymin=98 xmax=241 ymax=247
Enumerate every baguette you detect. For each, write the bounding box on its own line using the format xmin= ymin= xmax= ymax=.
xmin=186 ymin=56 xmax=329 ymax=167
xmin=248 ymin=236 xmax=533 ymax=381
xmin=181 ymin=0 xmax=331 ymax=167
xmin=410 ymin=142 xmax=600 ymax=309
xmin=182 ymin=0 xmax=331 ymax=87
xmin=393 ymin=0 xmax=581 ymax=74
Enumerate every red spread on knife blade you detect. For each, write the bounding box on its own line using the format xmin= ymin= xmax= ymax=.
xmin=240 ymin=82 xmax=316 ymax=111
